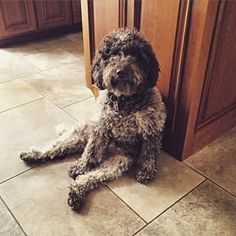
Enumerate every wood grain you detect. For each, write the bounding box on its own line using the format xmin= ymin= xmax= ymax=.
xmin=0 ymin=0 xmax=37 ymax=38
xmin=140 ymin=0 xmax=180 ymax=98
xmin=72 ymin=0 xmax=82 ymax=24
xmin=35 ymin=0 xmax=72 ymax=30
xmin=93 ymin=0 xmax=119 ymax=49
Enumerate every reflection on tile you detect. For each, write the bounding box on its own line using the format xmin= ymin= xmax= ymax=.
xmin=0 ymin=198 xmax=24 ymax=236
xmin=1 ymin=43 xmax=40 ymax=56
xmin=0 ymin=51 xmax=40 ymax=83
xmin=0 ymin=99 xmax=77 ymax=183
xmin=64 ymin=97 xmax=98 ymax=122
xmin=185 ymin=126 xmax=236 ymax=195
xmin=23 ymin=48 xmax=79 ymax=71
xmin=137 ymin=181 xmax=236 ymax=236
xmin=61 ymin=40 xmax=84 ymax=59
xmin=0 ymin=159 xmax=145 ymax=236
xmin=24 ymin=62 xmax=92 ymax=107
xmin=31 ymin=37 xmax=73 ymax=49
xmin=64 ymin=32 xmax=83 ymax=43
xmin=0 ymin=79 xmax=43 ymax=113
xmin=108 ymin=152 xmax=205 ymax=222
xmin=31 ymin=36 xmax=84 ymax=58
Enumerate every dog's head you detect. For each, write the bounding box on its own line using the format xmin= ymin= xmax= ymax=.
xmin=91 ymin=28 xmax=160 ymax=96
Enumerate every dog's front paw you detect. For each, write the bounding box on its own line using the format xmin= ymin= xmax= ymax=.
xmin=19 ymin=150 xmax=43 ymax=163
xmin=68 ymin=164 xmax=87 ymax=180
xmin=136 ymin=170 xmax=156 ymax=184
xmin=68 ymin=186 xmax=86 ymax=211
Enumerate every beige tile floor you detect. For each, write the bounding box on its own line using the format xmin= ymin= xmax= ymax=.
xmin=0 ymin=32 xmax=235 ymax=236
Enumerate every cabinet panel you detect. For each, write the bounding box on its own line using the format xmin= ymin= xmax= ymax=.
xmin=72 ymin=0 xmax=82 ymax=24
xmin=93 ymin=0 xmax=119 ymax=49
xmin=35 ymin=0 xmax=72 ymax=29
xmin=169 ymin=0 xmax=236 ymax=159
xmin=0 ymin=0 xmax=37 ymax=38
xmin=197 ymin=1 xmax=236 ymax=126
xmin=140 ymin=0 xmax=180 ymax=97
xmin=81 ymin=0 xmax=120 ymax=95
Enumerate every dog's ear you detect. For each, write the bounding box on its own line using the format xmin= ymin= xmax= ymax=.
xmin=143 ymin=44 xmax=160 ymax=88
xmin=91 ymin=52 xmax=106 ymax=90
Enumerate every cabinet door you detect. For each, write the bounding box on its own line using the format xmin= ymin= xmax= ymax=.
xmin=171 ymin=0 xmax=236 ymax=158
xmin=81 ymin=0 xmax=121 ymax=94
xmin=35 ymin=0 xmax=72 ymax=30
xmin=139 ymin=0 xmax=180 ymax=98
xmin=72 ymin=0 xmax=82 ymax=24
xmin=0 ymin=0 xmax=37 ymax=38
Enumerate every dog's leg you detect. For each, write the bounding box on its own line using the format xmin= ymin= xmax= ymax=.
xmin=135 ymin=133 xmax=162 ymax=184
xmin=68 ymin=154 xmax=132 ymax=211
xmin=68 ymin=125 xmax=110 ymax=179
xmin=19 ymin=123 xmax=93 ymax=163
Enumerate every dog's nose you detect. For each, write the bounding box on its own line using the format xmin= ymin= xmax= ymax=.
xmin=116 ymin=69 xmax=128 ymax=78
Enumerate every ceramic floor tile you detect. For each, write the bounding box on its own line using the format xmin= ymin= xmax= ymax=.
xmin=0 ymin=51 xmax=40 ymax=83
xmin=185 ymin=126 xmax=236 ymax=195
xmin=108 ymin=152 xmax=205 ymax=222
xmin=31 ymin=36 xmax=72 ymax=50
xmin=64 ymin=97 xmax=98 ymax=122
xmin=61 ymin=42 xmax=84 ymax=58
xmin=60 ymin=41 xmax=84 ymax=59
xmin=0 ymin=159 xmax=145 ymax=236
xmin=24 ymin=61 xmax=92 ymax=108
xmin=31 ymin=36 xmax=84 ymax=58
xmin=0 ymin=197 xmax=25 ymax=236
xmin=0 ymin=43 xmax=40 ymax=57
xmin=0 ymin=79 xmax=43 ymax=113
xmin=136 ymin=181 xmax=236 ymax=236
xmin=0 ymin=99 xmax=77 ymax=183
xmin=64 ymin=32 xmax=83 ymax=43
xmin=23 ymin=48 xmax=79 ymax=71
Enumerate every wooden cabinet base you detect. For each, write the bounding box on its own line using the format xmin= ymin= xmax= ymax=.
xmin=0 ymin=24 xmax=81 ymax=47
xmin=0 ymin=0 xmax=82 ymax=47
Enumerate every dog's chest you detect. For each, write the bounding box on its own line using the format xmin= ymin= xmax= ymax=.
xmin=108 ymin=113 xmax=138 ymax=140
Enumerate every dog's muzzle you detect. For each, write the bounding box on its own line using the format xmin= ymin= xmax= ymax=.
xmin=111 ymin=67 xmax=133 ymax=87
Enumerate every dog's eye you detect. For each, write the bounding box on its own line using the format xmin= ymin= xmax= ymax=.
xmin=123 ymin=48 xmax=133 ymax=56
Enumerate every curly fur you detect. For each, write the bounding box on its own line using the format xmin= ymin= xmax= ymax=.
xmin=19 ymin=28 xmax=166 ymax=211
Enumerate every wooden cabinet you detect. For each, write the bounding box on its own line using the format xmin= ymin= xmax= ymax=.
xmin=0 ymin=0 xmax=82 ymax=45
xmin=167 ymin=0 xmax=236 ymax=159
xmin=72 ymin=0 xmax=82 ymax=24
xmin=0 ymin=0 xmax=37 ymax=38
xmin=35 ymin=0 xmax=72 ymax=29
xmin=81 ymin=0 xmax=236 ymax=160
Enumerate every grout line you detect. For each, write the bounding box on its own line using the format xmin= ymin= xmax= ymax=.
xmin=131 ymin=224 xmax=148 ymax=236
xmin=40 ymin=95 xmax=91 ymax=124
xmin=0 ymin=166 xmax=38 ymax=185
xmin=183 ymin=162 xmax=236 ymax=198
xmin=21 ymin=80 xmax=66 ymax=112
xmin=62 ymin=95 xmax=93 ymax=109
xmin=0 ymin=69 xmax=42 ymax=85
xmin=207 ymin=179 xmax=236 ymax=198
xmin=58 ymin=99 xmax=97 ymax=123
xmin=0 ymin=97 xmax=44 ymax=115
xmin=132 ymin=179 xmax=207 ymax=236
xmin=0 ymin=196 xmax=28 ymax=236
xmin=0 ymin=78 xmax=15 ymax=85
xmin=0 ymin=155 xmax=77 ymax=185
xmin=105 ymin=185 xmax=148 ymax=224
xmin=45 ymin=97 xmax=80 ymax=122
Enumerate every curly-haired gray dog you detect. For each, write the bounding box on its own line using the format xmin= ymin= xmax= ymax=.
xmin=20 ymin=28 xmax=166 ymax=211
